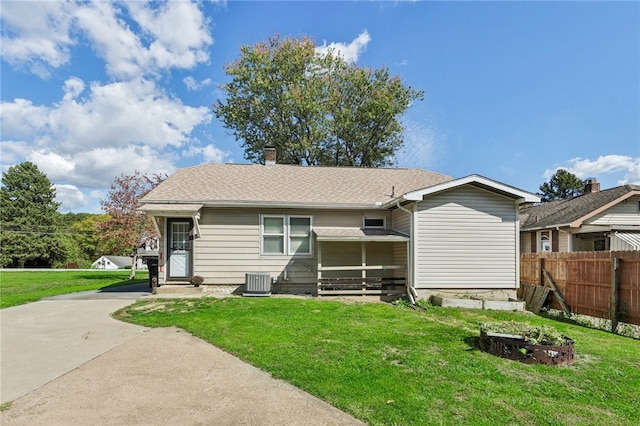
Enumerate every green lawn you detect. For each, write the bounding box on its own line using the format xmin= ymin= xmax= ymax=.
xmin=0 ymin=270 xmax=148 ymax=308
xmin=117 ymin=298 xmax=640 ymax=426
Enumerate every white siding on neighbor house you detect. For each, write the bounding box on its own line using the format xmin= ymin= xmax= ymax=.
xmin=520 ymin=232 xmax=532 ymax=254
xmin=557 ymin=230 xmax=570 ymax=252
xmin=414 ymin=185 xmax=518 ymax=289
xmin=586 ymin=195 xmax=640 ymax=226
xmin=611 ymin=235 xmax=634 ymax=251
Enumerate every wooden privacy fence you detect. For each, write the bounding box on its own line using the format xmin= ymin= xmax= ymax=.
xmin=519 ymin=251 xmax=640 ymax=327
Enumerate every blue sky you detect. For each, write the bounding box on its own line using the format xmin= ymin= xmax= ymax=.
xmin=1 ymin=0 xmax=639 ymax=213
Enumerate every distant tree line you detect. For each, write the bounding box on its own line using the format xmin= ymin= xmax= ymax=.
xmin=0 ymin=162 xmax=160 ymax=271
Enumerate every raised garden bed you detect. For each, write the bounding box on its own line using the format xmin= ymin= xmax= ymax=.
xmin=478 ymin=322 xmax=575 ymax=366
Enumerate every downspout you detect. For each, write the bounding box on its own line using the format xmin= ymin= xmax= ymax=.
xmin=396 ymin=201 xmax=418 ymax=303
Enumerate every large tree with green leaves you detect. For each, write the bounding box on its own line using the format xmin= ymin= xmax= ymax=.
xmin=538 ymin=169 xmax=585 ymax=202
xmin=0 ymin=162 xmax=66 ymax=268
xmin=100 ymin=171 xmax=165 ymax=278
xmin=214 ymin=34 xmax=423 ymax=167
xmin=56 ymin=213 xmax=110 ymax=268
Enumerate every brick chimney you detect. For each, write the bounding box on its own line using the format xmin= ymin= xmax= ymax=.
xmin=264 ymin=146 xmax=276 ymax=166
xmin=584 ymin=178 xmax=600 ymax=194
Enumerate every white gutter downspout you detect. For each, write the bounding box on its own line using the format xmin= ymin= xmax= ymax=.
xmin=192 ymin=212 xmax=202 ymax=238
xmin=396 ymin=201 xmax=418 ymax=304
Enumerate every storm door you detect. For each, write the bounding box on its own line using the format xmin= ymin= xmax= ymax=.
xmin=168 ymin=220 xmax=191 ymax=279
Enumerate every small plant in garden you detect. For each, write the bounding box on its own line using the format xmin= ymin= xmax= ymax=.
xmin=190 ymin=275 xmax=204 ymax=287
xmin=479 ymin=321 xmax=571 ymax=345
xmin=393 ymin=298 xmax=412 ymax=308
xmin=414 ymin=298 xmax=431 ymax=310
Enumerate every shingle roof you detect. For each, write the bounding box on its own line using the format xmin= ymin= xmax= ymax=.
xmin=520 ymin=185 xmax=640 ymax=230
xmin=141 ymin=163 xmax=453 ymax=208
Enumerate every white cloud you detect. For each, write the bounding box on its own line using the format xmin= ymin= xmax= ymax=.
xmin=0 ymin=99 xmax=50 ymax=138
xmin=54 ymin=184 xmax=88 ymax=211
xmin=74 ymin=2 xmax=151 ymax=79
xmin=2 ymin=77 xmax=211 ymax=154
xmin=126 ymin=1 xmax=213 ymax=70
xmin=1 ymin=1 xmax=212 ymax=79
xmin=184 ymin=76 xmax=213 ymax=91
xmin=544 ymin=155 xmax=640 ymax=186
xmin=316 ymin=30 xmax=371 ymax=64
xmin=27 ymin=145 xmax=176 ymax=190
xmin=62 ymin=77 xmax=86 ymax=100
xmin=182 ymin=143 xmax=230 ymax=163
xmin=200 ymin=144 xmax=229 ymax=163
xmin=0 ymin=1 xmax=76 ymax=77
xmin=1 ymin=77 xmax=211 ymax=197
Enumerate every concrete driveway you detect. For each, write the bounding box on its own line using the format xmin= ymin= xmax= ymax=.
xmin=0 ymin=285 xmax=363 ymax=425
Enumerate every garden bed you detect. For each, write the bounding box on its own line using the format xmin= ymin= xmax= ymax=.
xmin=478 ymin=322 xmax=574 ymax=366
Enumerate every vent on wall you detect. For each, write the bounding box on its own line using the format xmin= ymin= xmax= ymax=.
xmin=243 ymin=272 xmax=271 ymax=297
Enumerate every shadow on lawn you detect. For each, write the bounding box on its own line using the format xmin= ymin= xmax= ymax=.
xmin=464 ymin=336 xmax=482 ymax=352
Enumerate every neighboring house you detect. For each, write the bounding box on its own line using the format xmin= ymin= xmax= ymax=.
xmin=520 ymin=179 xmax=640 ymax=253
xmin=138 ymin=148 xmax=538 ymax=299
xmin=92 ymin=255 xmax=133 ymax=270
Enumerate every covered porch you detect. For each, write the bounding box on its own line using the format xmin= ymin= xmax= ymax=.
xmin=314 ymin=228 xmax=410 ymax=297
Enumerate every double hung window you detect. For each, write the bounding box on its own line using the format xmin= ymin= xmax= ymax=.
xmin=261 ymin=215 xmax=312 ymax=255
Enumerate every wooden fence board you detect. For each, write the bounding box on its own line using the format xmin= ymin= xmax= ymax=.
xmin=529 ymin=286 xmax=550 ymax=314
xmin=520 ymin=251 xmax=640 ymax=326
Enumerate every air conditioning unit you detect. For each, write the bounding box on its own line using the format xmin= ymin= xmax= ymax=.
xmin=243 ymin=272 xmax=271 ymax=297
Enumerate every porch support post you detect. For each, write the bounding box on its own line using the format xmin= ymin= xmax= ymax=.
xmin=361 ymin=242 xmax=367 ymax=294
xmin=317 ymin=241 xmax=323 ymax=295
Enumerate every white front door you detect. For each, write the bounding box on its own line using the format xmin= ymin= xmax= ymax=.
xmin=169 ymin=221 xmax=191 ymax=278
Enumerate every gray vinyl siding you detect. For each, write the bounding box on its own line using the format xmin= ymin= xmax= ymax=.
xmin=392 ymin=208 xmax=411 ymax=235
xmin=415 ymin=185 xmax=518 ymax=289
xmin=194 ymin=208 xmax=392 ymax=287
xmin=586 ymin=195 xmax=640 ymax=226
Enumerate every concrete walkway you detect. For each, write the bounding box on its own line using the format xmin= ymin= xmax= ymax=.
xmin=0 ymin=285 xmax=364 ymax=425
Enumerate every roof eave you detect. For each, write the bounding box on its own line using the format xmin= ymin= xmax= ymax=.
xmin=569 ymin=190 xmax=640 ymax=228
xmin=384 ymin=174 xmax=540 ymax=207
xmin=140 ymin=200 xmax=386 ymax=210
xmin=521 ymin=223 xmax=572 ymax=232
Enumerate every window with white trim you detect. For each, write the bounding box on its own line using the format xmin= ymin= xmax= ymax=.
xmin=261 ymin=215 xmax=312 ymax=255
xmin=363 ymin=216 xmax=385 ymax=229
xmin=539 ymin=230 xmax=551 ymax=252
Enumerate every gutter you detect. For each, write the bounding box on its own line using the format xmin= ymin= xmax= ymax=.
xmin=396 ymin=201 xmax=418 ymax=304
xmin=521 ymin=223 xmax=571 ymax=232
xmin=140 ymin=200 xmax=387 ymax=210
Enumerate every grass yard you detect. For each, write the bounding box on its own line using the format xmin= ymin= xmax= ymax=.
xmin=116 ymin=297 xmax=640 ymax=426
xmin=0 ymin=270 xmax=148 ymax=308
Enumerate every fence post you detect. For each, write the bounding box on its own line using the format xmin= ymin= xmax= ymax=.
xmin=538 ymin=257 xmax=545 ymax=286
xmin=611 ymin=258 xmax=620 ymax=333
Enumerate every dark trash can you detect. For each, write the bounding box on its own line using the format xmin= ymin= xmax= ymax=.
xmin=147 ymin=258 xmax=159 ymax=289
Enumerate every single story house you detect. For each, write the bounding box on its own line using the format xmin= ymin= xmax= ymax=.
xmin=520 ymin=178 xmax=640 ymax=253
xmin=92 ymin=255 xmax=134 ymax=270
xmin=139 ymin=148 xmax=539 ymax=300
